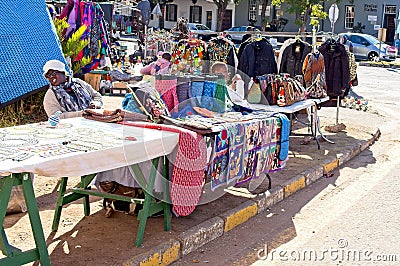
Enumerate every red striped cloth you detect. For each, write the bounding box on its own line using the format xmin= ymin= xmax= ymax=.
xmin=119 ymin=121 xmax=207 ymax=216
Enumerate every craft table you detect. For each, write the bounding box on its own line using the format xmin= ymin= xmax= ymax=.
xmin=0 ymin=118 xmax=179 ymax=265
xmin=250 ymin=97 xmax=333 ymax=150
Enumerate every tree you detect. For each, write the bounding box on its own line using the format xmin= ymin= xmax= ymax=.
xmin=260 ymin=0 xmax=272 ymax=31
xmin=271 ymin=0 xmax=331 ymax=33
xmin=213 ymin=0 xmax=243 ymax=32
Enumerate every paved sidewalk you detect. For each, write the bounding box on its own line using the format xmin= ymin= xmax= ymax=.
xmin=2 ymin=100 xmax=381 ymax=266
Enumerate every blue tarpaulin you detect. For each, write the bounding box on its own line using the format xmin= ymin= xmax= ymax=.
xmin=0 ymin=1 xmax=67 ymax=108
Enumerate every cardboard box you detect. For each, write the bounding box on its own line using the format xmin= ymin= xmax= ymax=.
xmin=84 ymin=73 xmax=102 ymax=91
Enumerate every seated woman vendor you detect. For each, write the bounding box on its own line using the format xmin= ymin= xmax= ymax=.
xmin=210 ymin=61 xmax=249 ymax=107
xmin=43 ymin=59 xmax=103 ymax=119
xmin=42 ymin=59 xmax=145 ymax=216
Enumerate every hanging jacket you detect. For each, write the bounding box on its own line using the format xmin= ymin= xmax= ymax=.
xmin=238 ymin=39 xmax=277 ymax=78
xmin=318 ymin=41 xmax=350 ymax=97
xmin=204 ymin=37 xmax=238 ymax=74
xmin=280 ymin=41 xmax=312 ymax=77
xmin=302 ymin=52 xmax=327 ymax=89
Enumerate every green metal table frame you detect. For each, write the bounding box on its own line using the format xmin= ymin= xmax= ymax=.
xmin=52 ymin=156 xmax=171 ymax=247
xmin=0 ymin=173 xmax=51 ymax=265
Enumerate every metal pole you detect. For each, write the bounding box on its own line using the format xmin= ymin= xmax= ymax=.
xmin=331 ymin=5 xmax=336 ymax=34
xmin=336 ymin=96 xmax=340 ymax=124
xmin=378 ymin=3 xmax=386 ymax=60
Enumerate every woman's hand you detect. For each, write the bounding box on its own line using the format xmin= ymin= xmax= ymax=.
xmin=231 ymin=74 xmax=243 ymax=91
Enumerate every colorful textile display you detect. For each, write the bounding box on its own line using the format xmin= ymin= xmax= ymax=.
xmin=60 ymin=0 xmax=110 ymax=73
xmin=226 ymin=123 xmax=245 ymax=184
xmin=119 ymin=121 xmax=207 ymax=217
xmin=176 ymin=76 xmax=191 ymax=104
xmin=170 ymin=38 xmax=206 ymax=75
xmin=146 ymin=29 xmax=174 ymax=57
xmin=204 ymin=36 xmax=238 ymax=74
xmin=210 ymin=127 xmax=230 ymax=190
xmin=155 ymin=74 xmax=179 ymax=112
xmin=235 ymin=113 xmax=284 ymax=185
xmin=201 ymin=75 xmax=218 ymax=110
xmin=189 ymin=75 xmax=205 ymax=107
xmin=302 ymin=52 xmax=328 ymax=98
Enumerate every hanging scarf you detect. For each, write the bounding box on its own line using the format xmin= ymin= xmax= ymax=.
xmin=51 ymin=79 xmax=92 ymax=112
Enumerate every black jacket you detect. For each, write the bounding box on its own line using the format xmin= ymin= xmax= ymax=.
xmin=238 ymin=39 xmax=277 ymax=78
xmin=280 ymin=41 xmax=312 ymax=77
xmin=318 ymin=41 xmax=350 ymax=97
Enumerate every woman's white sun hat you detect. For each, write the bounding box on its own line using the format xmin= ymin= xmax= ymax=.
xmin=43 ymin=59 xmax=67 ymax=77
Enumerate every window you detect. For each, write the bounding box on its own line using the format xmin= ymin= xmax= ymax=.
xmin=166 ymin=4 xmax=177 ymax=22
xmin=350 ymin=35 xmax=366 ymax=45
xmin=206 ymin=11 xmax=212 ymax=29
xmin=248 ymin=0 xmax=257 ymax=22
xmin=385 ymin=5 xmax=396 ymax=14
xmin=345 ymin=5 xmax=355 ymax=29
xmin=190 ymin=5 xmax=202 ymax=23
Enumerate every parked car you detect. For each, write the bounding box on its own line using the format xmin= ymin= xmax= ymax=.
xmin=223 ymin=26 xmax=260 ymax=43
xmin=187 ymin=23 xmax=217 ymax=41
xmin=339 ymin=32 xmax=398 ymax=61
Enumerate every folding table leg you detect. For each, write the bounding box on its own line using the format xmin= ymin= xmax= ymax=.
xmin=52 ymin=176 xmax=68 ymax=232
xmin=21 ymin=173 xmax=51 ymax=266
xmin=162 ymin=157 xmax=171 ymax=231
xmin=0 ymin=175 xmax=15 ymax=256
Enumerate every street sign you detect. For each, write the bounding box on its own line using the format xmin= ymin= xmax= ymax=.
xmin=329 ymin=3 xmax=339 ymax=23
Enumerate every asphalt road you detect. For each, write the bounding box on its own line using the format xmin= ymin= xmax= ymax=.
xmin=173 ymin=65 xmax=400 ymax=265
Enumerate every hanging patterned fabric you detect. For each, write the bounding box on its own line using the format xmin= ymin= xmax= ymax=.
xmin=226 ymin=123 xmax=245 ymax=184
xmin=302 ymin=52 xmax=328 ymax=98
xmin=210 ymin=127 xmax=230 ymax=190
xmin=60 ymin=0 xmax=110 ymax=73
xmin=204 ymin=36 xmax=238 ymax=74
xmin=170 ymin=38 xmax=206 ymax=75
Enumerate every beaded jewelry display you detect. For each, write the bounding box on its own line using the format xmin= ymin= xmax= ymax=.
xmin=38 ymin=122 xmax=73 ymax=129
xmin=4 ymin=126 xmax=38 ymax=135
xmin=65 ymin=140 xmax=104 ymax=152
xmin=0 ymin=137 xmax=39 ymax=148
xmin=11 ymin=152 xmax=35 ymax=162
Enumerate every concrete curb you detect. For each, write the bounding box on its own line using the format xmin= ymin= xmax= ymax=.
xmin=132 ymin=128 xmax=381 ymax=266
xmin=125 ymin=240 xmax=181 ymax=266
xmin=178 ymin=217 xmax=224 ymax=256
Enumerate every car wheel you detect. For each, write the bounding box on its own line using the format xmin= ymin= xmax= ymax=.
xmin=368 ymin=52 xmax=378 ymax=61
xmin=226 ymin=35 xmax=232 ymax=40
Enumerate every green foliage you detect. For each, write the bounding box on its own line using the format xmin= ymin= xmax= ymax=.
xmin=353 ymin=22 xmax=366 ymax=33
xmin=62 ymin=25 xmax=89 ymax=59
xmin=53 ymin=18 xmax=89 ymax=74
xmin=310 ymin=4 xmax=327 ymax=26
xmin=272 ymin=0 xmax=329 ymax=31
xmin=53 ymin=17 xmax=69 ymax=43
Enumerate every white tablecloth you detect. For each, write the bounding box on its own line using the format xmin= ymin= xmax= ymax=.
xmin=0 ymin=118 xmax=179 ymax=177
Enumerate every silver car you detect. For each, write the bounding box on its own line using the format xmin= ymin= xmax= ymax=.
xmin=224 ymin=26 xmax=260 ymax=43
xmin=187 ymin=23 xmax=217 ymax=41
xmin=339 ymin=33 xmax=398 ymax=61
